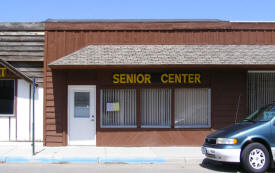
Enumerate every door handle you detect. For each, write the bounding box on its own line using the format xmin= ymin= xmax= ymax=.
xmin=90 ymin=115 xmax=95 ymax=121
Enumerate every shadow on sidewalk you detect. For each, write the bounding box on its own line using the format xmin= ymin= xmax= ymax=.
xmin=200 ymin=158 xmax=275 ymax=173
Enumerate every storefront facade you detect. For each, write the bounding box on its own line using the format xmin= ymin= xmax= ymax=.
xmin=44 ymin=20 xmax=275 ymax=146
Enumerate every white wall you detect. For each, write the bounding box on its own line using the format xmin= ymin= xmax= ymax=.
xmin=0 ymin=117 xmax=9 ymax=141
xmin=34 ymin=87 xmax=43 ymax=141
xmin=17 ymin=79 xmax=31 ymax=141
xmin=0 ymin=79 xmax=43 ymax=142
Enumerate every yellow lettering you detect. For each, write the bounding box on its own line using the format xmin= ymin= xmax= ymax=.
xmin=113 ymin=73 xmax=201 ymax=85
xmin=195 ymin=74 xmax=201 ymax=84
xmin=136 ymin=74 xmax=144 ymax=84
xmin=126 ymin=74 xmax=133 ymax=83
xmin=174 ymin=74 xmax=181 ymax=84
xmin=120 ymin=74 xmax=126 ymax=84
xmin=182 ymin=74 xmax=188 ymax=83
xmin=144 ymin=74 xmax=151 ymax=84
xmin=161 ymin=74 xmax=168 ymax=84
xmin=0 ymin=68 xmax=7 ymax=78
xmin=188 ymin=74 xmax=194 ymax=83
xmin=168 ymin=74 xmax=175 ymax=83
xmin=134 ymin=74 xmax=137 ymax=84
xmin=113 ymin=74 xmax=119 ymax=84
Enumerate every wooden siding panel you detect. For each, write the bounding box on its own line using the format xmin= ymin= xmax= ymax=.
xmin=264 ymin=31 xmax=272 ymax=44
xmin=46 ymin=131 xmax=63 ymax=136
xmin=46 ymin=107 xmax=55 ymax=113
xmin=97 ymin=130 xmax=212 ymax=146
xmin=48 ymin=30 xmax=275 ymax=51
xmin=46 ymin=125 xmax=56 ymax=131
xmin=212 ymin=70 xmax=247 ymax=129
xmin=46 ymin=113 xmax=56 ymax=119
xmin=272 ymin=31 xmax=275 ymax=44
xmin=46 ymin=136 xmax=63 ymax=142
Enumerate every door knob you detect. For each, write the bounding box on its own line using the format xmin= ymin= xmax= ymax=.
xmin=90 ymin=115 xmax=95 ymax=121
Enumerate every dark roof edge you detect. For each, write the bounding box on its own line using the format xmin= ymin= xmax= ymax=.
xmin=45 ymin=19 xmax=226 ymax=23
xmin=0 ymin=58 xmax=33 ymax=83
xmin=0 ymin=22 xmax=45 ymax=31
xmin=45 ymin=20 xmax=275 ymax=31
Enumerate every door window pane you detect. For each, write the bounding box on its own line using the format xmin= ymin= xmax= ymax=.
xmin=74 ymin=92 xmax=90 ymax=118
xmin=0 ymin=80 xmax=14 ymax=115
xmin=141 ymin=88 xmax=171 ymax=128
xmin=100 ymin=89 xmax=136 ymax=128
xmin=174 ymin=88 xmax=211 ymax=128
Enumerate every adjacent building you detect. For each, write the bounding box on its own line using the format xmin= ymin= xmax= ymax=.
xmin=0 ymin=22 xmax=44 ymax=142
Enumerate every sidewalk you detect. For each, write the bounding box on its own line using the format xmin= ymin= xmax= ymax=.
xmin=0 ymin=142 xmax=205 ymax=164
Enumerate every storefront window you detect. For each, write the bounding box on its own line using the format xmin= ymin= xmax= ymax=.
xmin=141 ymin=88 xmax=171 ymax=128
xmin=0 ymin=80 xmax=15 ymax=116
xmin=174 ymin=88 xmax=211 ymax=128
xmin=100 ymin=89 xmax=137 ymax=128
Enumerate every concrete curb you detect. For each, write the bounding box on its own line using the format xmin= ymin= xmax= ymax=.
xmin=0 ymin=156 xmax=166 ymax=164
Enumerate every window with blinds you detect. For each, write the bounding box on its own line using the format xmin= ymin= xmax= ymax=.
xmin=100 ymin=89 xmax=137 ymax=128
xmin=174 ymin=88 xmax=211 ymax=128
xmin=100 ymin=87 xmax=211 ymax=129
xmin=140 ymin=88 xmax=171 ymax=128
xmin=248 ymin=72 xmax=275 ymax=114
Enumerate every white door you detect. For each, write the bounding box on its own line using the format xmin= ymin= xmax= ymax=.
xmin=68 ymin=85 xmax=96 ymax=145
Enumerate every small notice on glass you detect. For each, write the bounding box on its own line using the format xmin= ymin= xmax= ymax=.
xmin=106 ymin=102 xmax=120 ymax=112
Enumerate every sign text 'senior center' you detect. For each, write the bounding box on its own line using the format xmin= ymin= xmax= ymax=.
xmin=113 ymin=73 xmax=201 ymax=84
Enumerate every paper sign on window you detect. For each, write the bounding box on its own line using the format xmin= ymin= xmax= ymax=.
xmin=106 ymin=102 xmax=120 ymax=112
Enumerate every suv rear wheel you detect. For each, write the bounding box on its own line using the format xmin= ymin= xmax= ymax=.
xmin=241 ymin=142 xmax=270 ymax=173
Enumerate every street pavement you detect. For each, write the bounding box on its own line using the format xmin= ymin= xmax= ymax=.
xmin=1 ymin=159 xmax=275 ymax=173
xmin=1 ymin=142 xmax=275 ymax=172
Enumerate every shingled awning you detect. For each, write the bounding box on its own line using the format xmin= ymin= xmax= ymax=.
xmin=49 ymin=45 xmax=275 ymax=67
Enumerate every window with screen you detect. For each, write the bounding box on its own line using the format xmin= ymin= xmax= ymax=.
xmin=100 ymin=89 xmax=137 ymax=128
xmin=0 ymin=80 xmax=15 ymax=116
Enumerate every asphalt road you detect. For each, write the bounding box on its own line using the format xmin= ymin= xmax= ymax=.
xmin=0 ymin=159 xmax=275 ymax=173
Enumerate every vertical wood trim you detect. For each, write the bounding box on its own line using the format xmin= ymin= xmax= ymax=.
xmin=62 ymin=32 xmax=67 ymax=146
xmin=272 ymin=31 xmax=275 ymax=44
xmin=137 ymin=88 xmax=141 ymax=128
xmin=171 ymin=88 xmax=175 ymax=128
xmin=63 ymin=71 xmax=68 ymax=146
xmin=210 ymin=71 xmax=214 ymax=128
xmin=96 ymin=85 xmax=101 ymax=130
xmin=96 ymin=85 xmax=101 ymax=145
xmin=9 ymin=116 xmax=11 ymax=141
xmin=245 ymin=70 xmax=249 ymax=116
xmin=15 ymin=79 xmax=18 ymax=140
xmin=43 ymin=31 xmax=48 ymax=146
xmin=29 ymin=84 xmax=32 ymax=141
